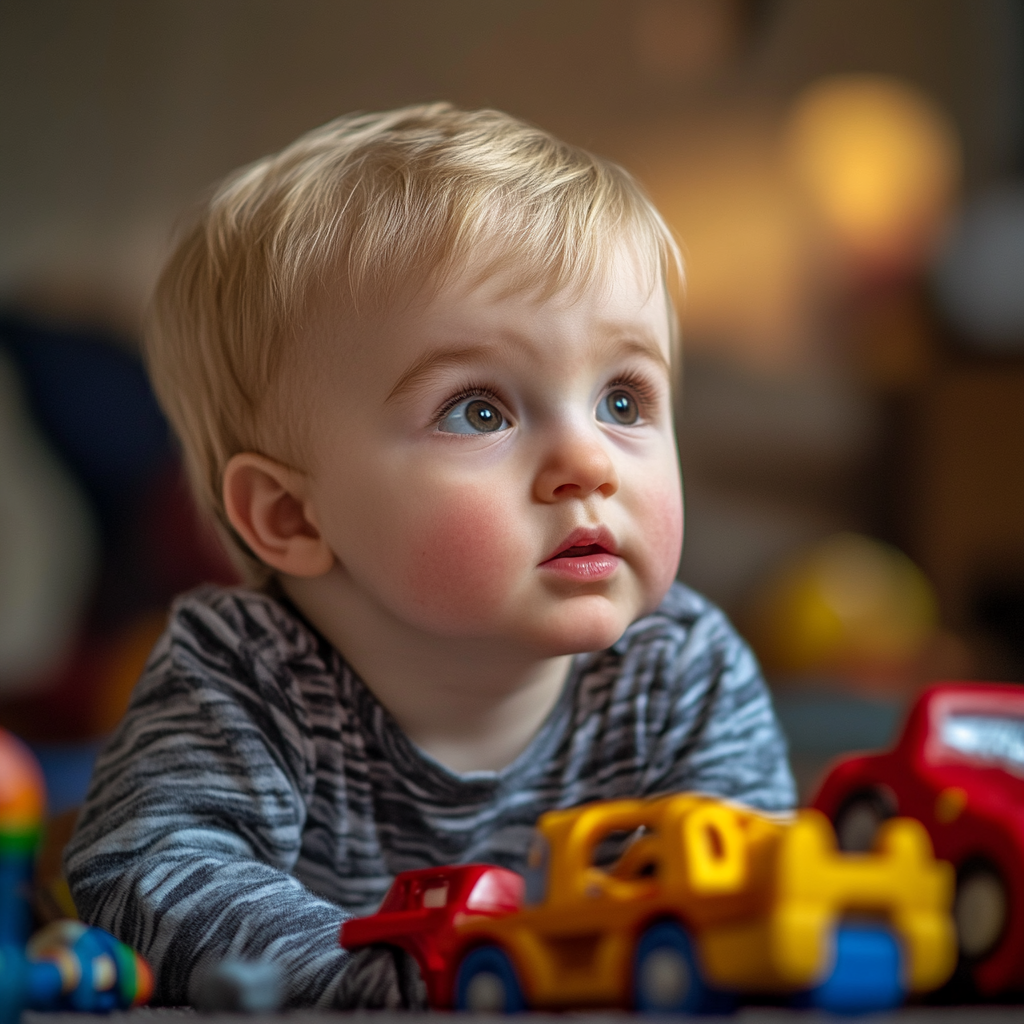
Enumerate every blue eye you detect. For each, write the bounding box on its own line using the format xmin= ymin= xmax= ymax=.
xmin=597 ymin=389 xmax=639 ymax=425
xmin=438 ymin=397 xmax=507 ymax=434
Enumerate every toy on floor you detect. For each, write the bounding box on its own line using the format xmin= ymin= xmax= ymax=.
xmin=813 ymin=681 xmax=1024 ymax=999
xmin=342 ymin=791 xmax=956 ymax=1014
xmin=25 ymin=921 xmax=152 ymax=1012
xmin=342 ymin=864 xmax=524 ymax=1008
xmin=0 ymin=727 xmax=151 ymax=1021
xmin=194 ymin=958 xmax=283 ymax=1012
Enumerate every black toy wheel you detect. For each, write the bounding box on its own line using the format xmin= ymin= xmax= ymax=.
xmin=955 ymin=860 xmax=1008 ymax=962
xmin=833 ymin=787 xmax=895 ymax=853
xmin=633 ymin=920 xmax=734 ymax=1014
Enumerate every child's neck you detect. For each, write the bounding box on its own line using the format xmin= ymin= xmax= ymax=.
xmin=281 ymin=574 xmax=572 ymax=774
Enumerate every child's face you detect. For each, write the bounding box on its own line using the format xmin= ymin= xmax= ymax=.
xmin=299 ymin=242 xmax=683 ymax=657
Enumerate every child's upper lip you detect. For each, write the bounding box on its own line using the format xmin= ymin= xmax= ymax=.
xmin=541 ymin=525 xmax=619 ymax=563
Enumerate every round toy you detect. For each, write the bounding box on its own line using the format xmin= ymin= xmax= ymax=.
xmin=744 ymin=533 xmax=938 ymax=683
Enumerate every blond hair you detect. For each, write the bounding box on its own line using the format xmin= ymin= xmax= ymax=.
xmin=145 ymin=103 xmax=682 ymax=583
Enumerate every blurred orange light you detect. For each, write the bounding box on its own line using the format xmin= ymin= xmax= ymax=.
xmin=785 ymin=75 xmax=961 ymax=273
xmin=636 ymin=127 xmax=811 ymax=368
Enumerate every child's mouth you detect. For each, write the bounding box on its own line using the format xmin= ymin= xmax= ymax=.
xmin=540 ymin=529 xmax=620 ymax=581
xmin=555 ymin=544 xmax=606 ymax=559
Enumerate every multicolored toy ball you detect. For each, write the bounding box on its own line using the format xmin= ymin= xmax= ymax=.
xmin=26 ymin=920 xmax=153 ymax=1012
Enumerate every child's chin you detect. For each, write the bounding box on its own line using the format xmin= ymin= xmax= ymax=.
xmin=531 ymin=601 xmax=633 ymax=656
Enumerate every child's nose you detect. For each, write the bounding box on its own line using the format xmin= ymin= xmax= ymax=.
xmin=533 ymin=428 xmax=619 ymax=503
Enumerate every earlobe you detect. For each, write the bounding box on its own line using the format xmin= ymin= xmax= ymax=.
xmin=222 ymin=452 xmax=335 ymax=578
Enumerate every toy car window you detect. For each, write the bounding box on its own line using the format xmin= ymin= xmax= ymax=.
xmin=421 ymin=884 xmax=448 ymax=909
xmin=592 ymin=826 xmax=650 ymax=869
xmin=592 ymin=829 xmax=632 ymax=867
xmin=466 ymin=871 xmax=523 ymax=913
xmin=609 ymin=834 xmax=661 ymax=880
xmin=941 ymin=713 xmax=1024 ymax=769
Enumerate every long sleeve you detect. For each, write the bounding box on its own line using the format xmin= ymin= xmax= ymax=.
xmin=64 ymin=601 xmax=353 ymax=1008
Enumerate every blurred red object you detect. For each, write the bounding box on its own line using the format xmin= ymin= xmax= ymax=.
xmin=813 ymin=682 xmax=1024 ymax=998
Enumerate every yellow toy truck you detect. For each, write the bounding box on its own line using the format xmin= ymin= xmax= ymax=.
xmin=342 ymin=792 xmax=956 ymax=1014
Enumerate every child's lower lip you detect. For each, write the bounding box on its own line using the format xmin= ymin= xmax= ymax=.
xmin=540 ymin=553 xmax=620 ymax=580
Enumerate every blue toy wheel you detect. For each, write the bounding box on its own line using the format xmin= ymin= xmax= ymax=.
xmin=633 ymin=920 xmax=734 ymax=1014
xmin=806 ymin=924 xmax=904 ymax=1014
xmin=454 ymin=945 xmax=526 ymax=1013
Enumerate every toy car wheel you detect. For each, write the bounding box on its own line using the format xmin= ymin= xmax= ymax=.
xmin=633 ymin=920 xmax=729 ymax=1014
xmin=955 ymin=861 xmax=1008 ymax=961
xmin=807 ymin=924 xmax=904 ymax=1013
xmin=455 ymin=945 xmax=525 ymax=1013
xmin=833 ymin=788 xmax=894 ymax=852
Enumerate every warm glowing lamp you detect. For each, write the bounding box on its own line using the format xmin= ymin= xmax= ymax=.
xmin=785 ymin=75 xmax=961 ymax=273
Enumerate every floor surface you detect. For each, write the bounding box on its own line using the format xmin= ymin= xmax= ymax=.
xmin=24 ymin=1007 xmax=1024 ymax=1023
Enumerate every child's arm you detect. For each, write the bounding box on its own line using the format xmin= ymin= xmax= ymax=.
xmin=62 ymin=593 xmax=418 ymax=1008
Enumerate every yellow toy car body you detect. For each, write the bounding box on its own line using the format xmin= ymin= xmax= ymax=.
xmin=456 ymin=792 xmax=955 ymax=1011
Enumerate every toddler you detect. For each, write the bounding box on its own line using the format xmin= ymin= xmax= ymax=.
xmin=65 ymin=103 xmax=795 ymax=1008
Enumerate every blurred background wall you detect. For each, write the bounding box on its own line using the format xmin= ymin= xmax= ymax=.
xmin=1 ymin=0 xmax=1022 ymax=802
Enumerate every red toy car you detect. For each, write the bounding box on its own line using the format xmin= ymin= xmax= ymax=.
xmin=340 ymin=863 xmax=524 ymax=1008
xmin=813 ymin=682 xmax=1024 ymax=997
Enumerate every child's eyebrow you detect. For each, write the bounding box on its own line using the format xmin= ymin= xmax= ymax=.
xmin=386 ymin=333 xmax=671 ymax=406
xmin=608 ymin=336 xmax=672 ymax=377
xmin=385 ymin=346 xmax=492 ymax=404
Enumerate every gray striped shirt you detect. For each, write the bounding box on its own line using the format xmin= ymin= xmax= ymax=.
xmin=64 ymin=581 xmax=795 ymax=1008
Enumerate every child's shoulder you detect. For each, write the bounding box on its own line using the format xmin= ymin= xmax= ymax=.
xmin=127 ymin=584 xmax=346 ymax=742
xmin=170 ymin=581 xmax=297 ymax=621
xmin=162 ymin=583 xmax=329 ymax=675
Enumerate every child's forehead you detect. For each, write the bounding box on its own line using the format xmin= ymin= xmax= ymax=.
xmin=406 ymin=250 xmax=668 ymax=344
xmin=299 ymin=234 xmax=675 ymax=389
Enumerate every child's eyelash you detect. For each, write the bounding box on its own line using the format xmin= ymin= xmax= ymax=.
xmin=431 ymin=374 xmax=659 ymax=424
xmin=433 ymin=385 xmax=504 ymax=422
xmin=606 ymin=373 xmax=659 ymax=408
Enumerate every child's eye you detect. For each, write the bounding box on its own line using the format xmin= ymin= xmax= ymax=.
xmin=596 ymin=389 xmax=640 ymax=426
xmin=437 ymin=397 xmax=508 ymax=434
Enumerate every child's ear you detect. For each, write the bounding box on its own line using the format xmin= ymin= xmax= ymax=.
xmin=222 ymin=452 xmax=335 ymax=578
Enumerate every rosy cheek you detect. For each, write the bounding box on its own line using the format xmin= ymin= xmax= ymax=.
xmin=395 ymin=487 xmax=523 ymax=629
xmin=638 ymin=481 xmax=684 ymax=598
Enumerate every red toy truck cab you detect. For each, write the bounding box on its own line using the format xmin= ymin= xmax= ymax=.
xmin=339 ymin=864 xmax=524 ymax=1008
xmin=813 ymin=682 xmax=1024 ymax=997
